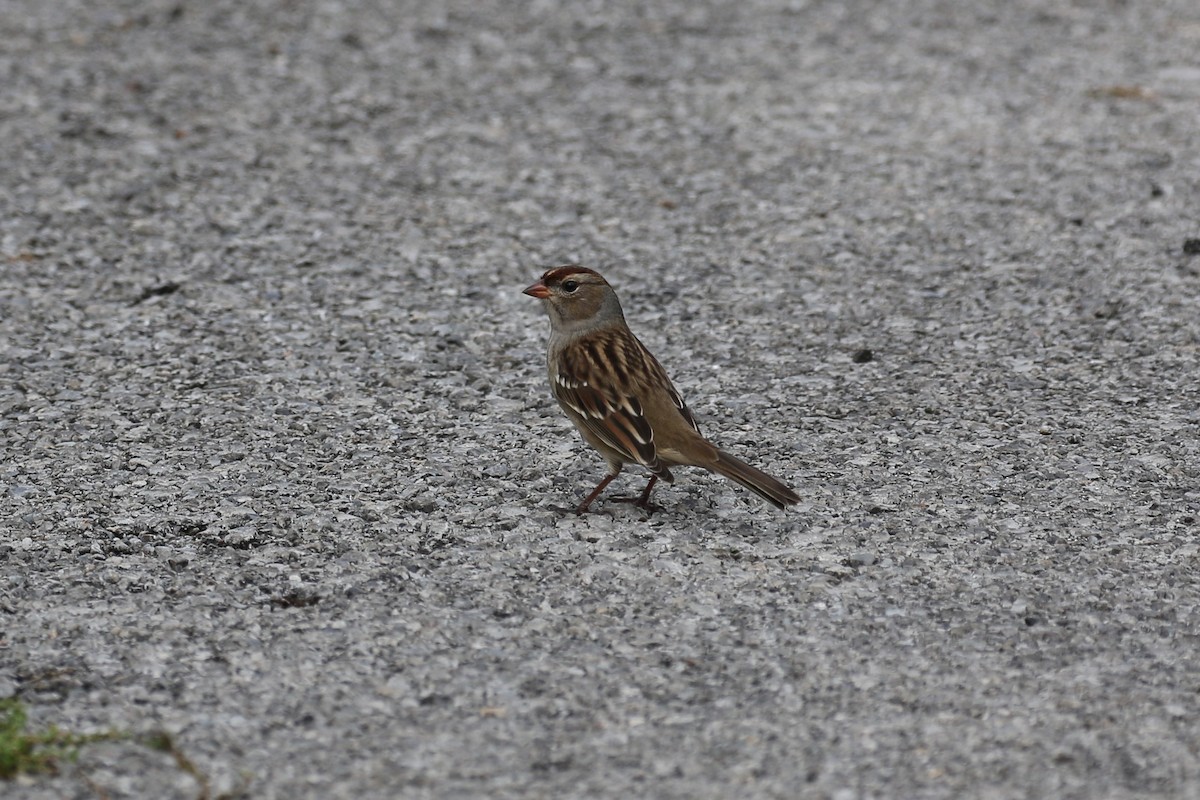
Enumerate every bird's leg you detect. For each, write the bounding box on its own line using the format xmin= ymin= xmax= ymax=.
xmin=612 ymin=475 xmax=662 ymax=514
xmin=574 ymin=473 xmax=619 ymax=515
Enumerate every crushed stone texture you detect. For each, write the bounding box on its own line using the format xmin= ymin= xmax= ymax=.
xmin=3 ymin=1 xmax=1200 ymax=798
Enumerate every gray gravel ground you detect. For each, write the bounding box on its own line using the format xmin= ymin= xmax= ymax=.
xmin=3 ymin=1 xmax=1200 ymax=798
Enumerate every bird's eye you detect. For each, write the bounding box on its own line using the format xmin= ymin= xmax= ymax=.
xmin=562 ymin=280 xmax=579 ymax=293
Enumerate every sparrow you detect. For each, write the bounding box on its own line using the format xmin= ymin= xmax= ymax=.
xmin=523 ymin=265 xmax=800 ymax=514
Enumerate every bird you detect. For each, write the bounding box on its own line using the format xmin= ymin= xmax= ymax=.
xmin=523 ymin=265 xmax=800 ymax=514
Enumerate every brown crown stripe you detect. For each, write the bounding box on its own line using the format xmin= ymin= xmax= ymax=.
xmin=541 ymin=265 xmax=603 ymax=283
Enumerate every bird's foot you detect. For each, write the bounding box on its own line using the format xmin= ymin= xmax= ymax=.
xmin=610 ymin=496 xmax=664 ymax=515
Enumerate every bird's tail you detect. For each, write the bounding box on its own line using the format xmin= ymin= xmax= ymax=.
xmin=710 ymin=449 xmax=800 ymax=509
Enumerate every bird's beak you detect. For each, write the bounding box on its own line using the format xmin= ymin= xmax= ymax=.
xmin=523 ymin=280 xmax=550 ymax=299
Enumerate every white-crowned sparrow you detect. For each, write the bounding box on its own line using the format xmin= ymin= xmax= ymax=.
xmin=524 ymin=265 xmax=800 ymax=514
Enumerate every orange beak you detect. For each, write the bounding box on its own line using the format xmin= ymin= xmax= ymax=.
xmin=523 ymin=280 xmax=550 ymax=299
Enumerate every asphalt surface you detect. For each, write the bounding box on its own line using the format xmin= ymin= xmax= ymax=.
xmin=3 ymin=1 xmax=1200 ymax=798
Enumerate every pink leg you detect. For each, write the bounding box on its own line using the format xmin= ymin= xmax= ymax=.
xmin=612 ymin=475 xmax=662 ymax=514
xmin=575 ymin=473 xmax=618 ymax=515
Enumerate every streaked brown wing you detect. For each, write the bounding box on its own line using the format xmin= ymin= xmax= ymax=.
xmin=554 ymin=330 xmax=672 ymax=471
xmin=644 ymin=351 xmax=701 ymax=436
